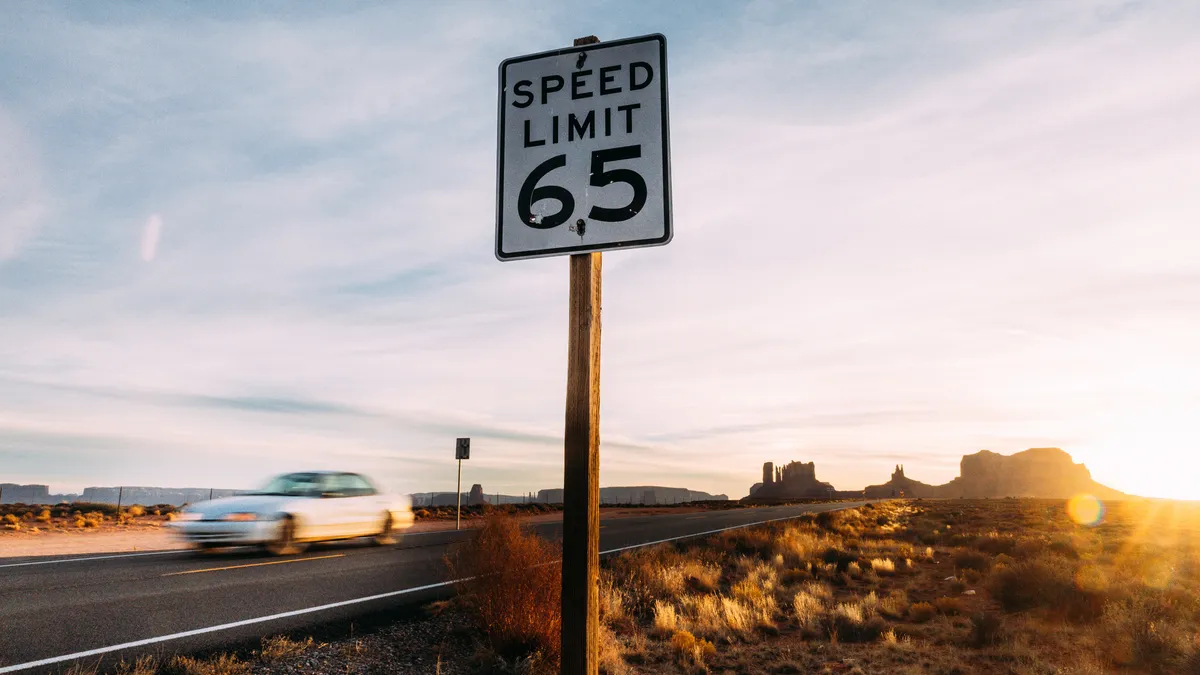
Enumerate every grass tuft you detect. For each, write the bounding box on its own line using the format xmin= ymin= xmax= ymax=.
xmin=445 ymin=515 xmax=561 ymax=664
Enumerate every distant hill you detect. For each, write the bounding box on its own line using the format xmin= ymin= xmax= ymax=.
xmin=537 ymin=486 xmax=729 ymax=505
xmin=752 ymin=448 xmax=1126 ymax=500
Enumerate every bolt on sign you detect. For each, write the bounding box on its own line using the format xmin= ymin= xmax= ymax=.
xmin=495 ymin=34 xmax=672 ymax=260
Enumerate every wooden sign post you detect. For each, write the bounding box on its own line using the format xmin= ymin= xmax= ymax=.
xmin=561 ymin=247 xmax=603 ymax=673
xmin=495 ymin=32 xmax=670 ymax=674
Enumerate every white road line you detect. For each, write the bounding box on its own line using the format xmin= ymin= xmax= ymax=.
xmin=0 ymin=578 xmax=463 ymax=674
xmin=0 ymin=503 xmax=863 ymax=673
xmin=0 ymin=550 xmax=179 ymax=569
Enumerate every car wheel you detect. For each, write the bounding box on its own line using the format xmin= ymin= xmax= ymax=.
xmin=373 ymin=512 xmax=396 ymax=546
xmin=265 ymin=515 xmax=306 ymax=555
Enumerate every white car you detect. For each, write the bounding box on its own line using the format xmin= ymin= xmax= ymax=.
xmin=168 ymin=471 xmax=414 ymax=554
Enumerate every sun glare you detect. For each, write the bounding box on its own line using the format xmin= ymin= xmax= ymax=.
xmin=1067 ymin=493 xmax=1104 ymax=526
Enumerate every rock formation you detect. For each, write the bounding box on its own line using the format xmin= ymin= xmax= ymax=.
xmin=467 ymin=484 xmax=487 ymax=506
xmin=748 ymin=448 xmax=1126 ymax=500
xmin=943 ymin=448 xmax=1125 ymax=499
xmin=748 ymin=460 xmax=838 ymax=499
xmin=863 ymin=465 xmax=942 ymax=498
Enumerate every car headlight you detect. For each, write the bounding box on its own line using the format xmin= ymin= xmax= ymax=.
xmin=222 ymin=512 xmax=259 ymax=522
xmin=176 ymin=512 xmax=201 ymax=522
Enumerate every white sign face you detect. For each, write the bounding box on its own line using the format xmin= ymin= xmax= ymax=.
xmin=496 ymin=34 xmax=671 ymax=261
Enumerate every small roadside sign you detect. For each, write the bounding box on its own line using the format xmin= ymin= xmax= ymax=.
xmin=496 ymin=34 xmax=672 ymax=260
xmin=455 ymin=438 xmax=470 ymax=460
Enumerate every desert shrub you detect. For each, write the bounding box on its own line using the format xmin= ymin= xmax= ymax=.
xmin=3 ymin=514 xmax=18 ymax=526
xmin=720 ymin=597 xmax=755 ymax=636
xmin=76 ymin=502 xmax=120 ymax=517
xmin=869 ymin=557 xmax=896 ymax=575
xmin=908 ymin=602 xmax=937 ymax=623
xmin=113 ymin=655 xmax=158 ymax=675
xmin=934 ymin=596 xmax=966 ymax=615
xmin=599 ymin=577 xmax=628 ymax=628
xmin=1100 ymin=592 xmax=1195 ymax=670
xmin=446 ymin=515 xmax=561 ymax=663
xmin=792 ymin=590 xmax=824 ymax=632
xmin=1014 ymin=537 xmax=1049 ymax=559
xmin=774 ymin=528 xmax=824 ymax=563
xmin=669 ymin=630 xmax=715 ymax=668
xmin=597 ymin=624 xmax=627 ymax=675
xmin=680 ymin=594 xmax=723 ymax=637
xmin=259 ymin=635 xmax=313 ymax=663
xmin=74 ymin=515 xmax=87 ymax=528
xmin=126 ymin=505 xmax=145 ymax=518
xmin=724 ymin=527 xmax=774 ymax=557
xmin=821 ymin=547 xmax=858 ymax=572
xmin=731 ymin=564 xmax=778 ymax=627
xmin=969 ymin=612 xmax=1006 ymax=647
xmin=961 ymin=568 xmax=984 ymax=584
xmin=988 ymin=557 xmax=1106 ymax=621
xmin=36 ymin=509 xmax=51 ymax=523
xmin=781 ymin=567 xmax=810 ymax=585
xmin=824 ymin=603 xmax=887 ymax=643
xmin=21 ymin=511 xmax=34 ymax=520
xmin=975 ymin=534 xmax=1017 ymax=556
xmin=954 ymin=549 xmax=992 ymax=573
xmin=879 ymin=591 xmax=908 ymax=619
xmin=1048 ymin=539 xmax=1081 ymax=560
xmin=161 ymin=654 xmax=249 ymax=675
xmin=816 ymin=510 xmax=843 ymax=531
xmin=652 ymin=600 xmax=678 ymax=636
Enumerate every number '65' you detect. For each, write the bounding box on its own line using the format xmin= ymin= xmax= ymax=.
xmin=518 ymin=145 xmax=647 ymax=229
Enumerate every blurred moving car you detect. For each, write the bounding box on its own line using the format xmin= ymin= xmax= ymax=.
xmin=168 ymin=471 xmax=414 ymax=554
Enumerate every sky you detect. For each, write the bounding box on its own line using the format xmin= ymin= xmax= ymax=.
xmin=1 ymin=1 xmax=1198 ymax=501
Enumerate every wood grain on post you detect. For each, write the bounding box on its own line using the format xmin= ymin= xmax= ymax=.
xmin=561 ymin=249 xmax=602 ymax=674
xmin=561 ymin=35 xmax=602 ymax=675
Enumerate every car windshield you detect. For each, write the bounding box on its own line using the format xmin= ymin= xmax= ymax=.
xmin=252 ymin=473 xmax=324 ymax=497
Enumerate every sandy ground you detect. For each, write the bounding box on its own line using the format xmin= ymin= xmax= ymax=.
xmin=0 ymin=506 xmax=710 ymax=559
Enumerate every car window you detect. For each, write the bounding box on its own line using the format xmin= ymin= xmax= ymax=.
xmin=341 ymin=474 xmax=377 ymax=497
xmin=256 ymin=473 xmax=323 ymax=497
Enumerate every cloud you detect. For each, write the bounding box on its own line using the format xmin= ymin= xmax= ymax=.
xmin=1 ymin=1 xmax=1198 ymax=499
xmin=0 ymin=111 xmax=46 ymax=260
xmin=140 ymin=214 xmax=162 ymax=262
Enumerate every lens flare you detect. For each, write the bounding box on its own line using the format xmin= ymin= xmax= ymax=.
xmin=1067 ymin=494 xmax=1105 ymax=526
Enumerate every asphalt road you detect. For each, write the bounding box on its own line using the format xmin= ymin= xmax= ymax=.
xmin=0 ymin=502 xmax=864 ymax=674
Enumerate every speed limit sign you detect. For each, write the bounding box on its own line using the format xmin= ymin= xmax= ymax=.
xmin=495 ymin=34 xmax=671 ymax=260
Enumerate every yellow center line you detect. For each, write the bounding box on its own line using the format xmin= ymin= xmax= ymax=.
xmin=163 ymin=553 xmax=345 ymax=577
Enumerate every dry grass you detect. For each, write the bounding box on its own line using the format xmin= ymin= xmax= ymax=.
xmin=112 ymin=656 xmax=158 ymax=675
xmin=597 ymin=624 xmax=628 ymax=675
xmin=669 ymin=630 xmax=716 ymax=669
xmin=434 ymin=497 xmax=1200 ymax=673
xmin=792 ymin=589 xmax=824 ymax=632
xmin=161 ymin=654 xmax=249 ymax=675
xmin=445 ymin=514 xmax=561 ymax=665
xmin=907 ymin=600 xmax=937 ymax=623
xmin=651 ymin=600 xmax=678 ymax=636
xmin=258 ymin=634 xmax=313 ymax=662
